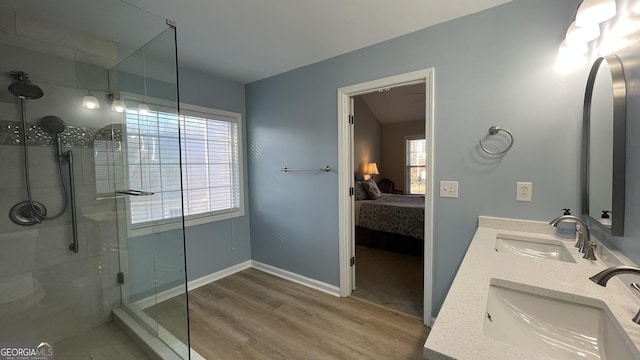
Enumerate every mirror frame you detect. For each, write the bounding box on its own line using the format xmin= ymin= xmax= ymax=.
xmin=581 ymin=55 xmax=626 ymax=236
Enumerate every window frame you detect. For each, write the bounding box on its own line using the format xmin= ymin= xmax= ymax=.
xmin=405 ymin=134 xmax=426 ymax=195
xmin=119 ymin=94 xmax=245 ymax=237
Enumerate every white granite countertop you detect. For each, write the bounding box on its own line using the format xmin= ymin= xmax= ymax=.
xmin=423 ymin=216 xmax=640 ymax=360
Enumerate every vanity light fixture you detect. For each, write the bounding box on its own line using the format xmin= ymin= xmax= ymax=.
xmin=82 ymin=91 xmax=100 ymax=110
xmin=108 ymin=93 xmax=126 ymax=113
xmin=111 ymin=99 xmax=126 ymax=113
xmin=565 ymin=21 xmax=600 ymax=45
xmin=575 ymin=0 xmax=617 ymax=27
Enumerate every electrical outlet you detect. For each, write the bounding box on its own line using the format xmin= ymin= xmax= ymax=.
xmin=516 ymin=182 xmax=532 ymax=202
xmin=440 ymin=181 xmax=459 ymax=198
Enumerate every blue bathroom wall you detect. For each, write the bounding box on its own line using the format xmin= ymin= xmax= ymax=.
xmin=245 ymin=0 xmax=588 ymax=316
xmin=127 ymin=66 xmax=250 ymax=298
xmin=178 ymin=67 xmax=252 ymax=281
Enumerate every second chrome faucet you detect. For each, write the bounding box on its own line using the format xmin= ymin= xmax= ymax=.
xmin=549 ymin=215 xmax=597 ymax=260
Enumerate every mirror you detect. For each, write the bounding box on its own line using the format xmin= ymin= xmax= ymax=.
xmin=582 ymin=55 xmax=626 ymax=236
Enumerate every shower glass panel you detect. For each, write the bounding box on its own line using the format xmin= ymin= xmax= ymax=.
xmin=108 ymin=27 xmax=190 ymax=357
xmin=0 ymin=1 xmax=188 ymax=359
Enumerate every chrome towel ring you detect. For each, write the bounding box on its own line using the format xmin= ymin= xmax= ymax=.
xmin=479 ymin=126 xmax=514 ymax=155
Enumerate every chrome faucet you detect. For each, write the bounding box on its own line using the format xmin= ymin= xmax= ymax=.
xmin=589 ymin=266 xmax=640 ymax=286
xmin=549 ymin=215 xmax=596 ymax=260
xmin=590 ymin=266 xmax=640 ymax=324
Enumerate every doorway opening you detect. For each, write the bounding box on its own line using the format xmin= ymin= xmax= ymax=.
xmin=337 ymin=69 xmax=434 ymax=325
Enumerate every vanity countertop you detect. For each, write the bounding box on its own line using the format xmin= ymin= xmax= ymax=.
xmin=423 ymin=216 xmax=640 ymax=359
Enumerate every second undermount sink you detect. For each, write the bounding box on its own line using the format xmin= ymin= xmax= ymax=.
xmin=494 ymin=234 xmax=576 ymax=263
xmin=484 ymin=279 xmax=638 ymax=360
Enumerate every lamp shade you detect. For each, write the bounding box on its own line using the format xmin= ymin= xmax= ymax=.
xmin=565 ymin=21 xmax=600 ymax=45
xmin=367 ymin=162 xmax=379 ymax=176
xmin=82 ymin=93 xmax=100 ymax=110
xmin=111 ymin=99 xmax=126 ymax=113
xmin=575 ymin=0 xmax=616 ymax=27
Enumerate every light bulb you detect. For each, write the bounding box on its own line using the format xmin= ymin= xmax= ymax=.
xmin=82 ymin=93 xmax=100 ymax=110
xmin=111 ymin=100 xmax=126 ymax=113
xmin=575 ymin=0 xmax=617 ymax=27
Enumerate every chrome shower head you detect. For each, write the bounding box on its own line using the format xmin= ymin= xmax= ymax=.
xmin=8 ymin=71 xmax=44 ymax=99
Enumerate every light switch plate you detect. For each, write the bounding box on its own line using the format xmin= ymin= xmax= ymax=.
xmin=440 ymin=181 xmax=459 ymax=198
xmin=516 ymin=182 xmax=532 ymax=202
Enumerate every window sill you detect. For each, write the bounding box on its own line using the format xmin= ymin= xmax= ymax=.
xmin=128 ymin=209 xmax=245 ymax=238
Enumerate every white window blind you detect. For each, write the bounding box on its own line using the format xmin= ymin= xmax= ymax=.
xmin=406 ymin=137 xmax=426 ymax=195
xmin=125 ymin=105 xmax=243 ymax=229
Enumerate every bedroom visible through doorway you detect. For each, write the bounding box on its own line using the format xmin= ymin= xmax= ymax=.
xmin=337 ymin=68 xmax=434 ymax=326
xmin=351 ymin=83 xmax=426 ymax=319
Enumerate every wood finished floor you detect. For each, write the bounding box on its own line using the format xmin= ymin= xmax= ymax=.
xmin=151 ymin=268 xmax=430 ymax=359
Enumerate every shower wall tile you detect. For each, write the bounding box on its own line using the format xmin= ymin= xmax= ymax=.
xmin=0 ymin=229 xmax=38 ymax=278
xmin=0 ymin=33 xmax=77 ymax=71
xmin=77 ymin=62 xmax=109 ymax=93
xmin=0 ymin=43 xmax=77 ymax=89
xmin=90 ymin=252 xmax=121 ymax=327
xmin=0 ymin=7 xmax=15 ymax=34
xmin=14 ymin=13 xmax=118 ymax=68
xmin=0 ymin=258 xmax=97 ymax=343
xmin=0 ymin=146 xmax=22 ymax=189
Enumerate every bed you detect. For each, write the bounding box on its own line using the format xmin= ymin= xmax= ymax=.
xmin=355 ymin=186 xmax=425 ymax=256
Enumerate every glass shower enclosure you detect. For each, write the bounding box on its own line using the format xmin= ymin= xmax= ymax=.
xmin=0 ymin=1 xmax=190 ymax=359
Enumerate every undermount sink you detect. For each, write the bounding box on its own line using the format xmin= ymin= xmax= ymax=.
xmin=484 ymin=279 xmax=638 ymax=360
xmin=494 ymin=234 xmax=576 ymax=263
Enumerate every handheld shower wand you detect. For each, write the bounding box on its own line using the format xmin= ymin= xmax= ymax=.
xmin=39 ymin=116 xmax=79 ymax=253
xmin=40 ymin=116 xmax=65 ymax=159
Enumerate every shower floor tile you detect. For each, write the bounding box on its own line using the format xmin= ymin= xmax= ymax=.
xmin=54 ymin=321 xmax=149 ymax=360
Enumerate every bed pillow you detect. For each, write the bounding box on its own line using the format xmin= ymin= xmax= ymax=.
xmin=362 ymin=178 xmax=382 ymax=200
xmin=354 ymin=172 xmax=365 ymax=181
xmin=354 ymin=181 xmax=369 ymax=200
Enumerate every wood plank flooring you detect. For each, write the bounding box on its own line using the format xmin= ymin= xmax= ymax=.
xmin=153 ymin=268 xmax=430 ymax=359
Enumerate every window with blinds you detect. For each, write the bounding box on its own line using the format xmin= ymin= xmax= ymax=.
xmin=125 ymin=105 xmax=243 ymax=229
xmin=406 ymin=137 xmax=426 ymax=195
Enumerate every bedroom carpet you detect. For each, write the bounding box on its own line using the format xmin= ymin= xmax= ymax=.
xmin=352 ymin=245 xmax=423 ymax=318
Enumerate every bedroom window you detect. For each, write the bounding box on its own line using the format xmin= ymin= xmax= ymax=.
xmin=125 ymin=103 xmax=244 ymax=232
xmin=406 ymin=136 xmax=426 ymax=195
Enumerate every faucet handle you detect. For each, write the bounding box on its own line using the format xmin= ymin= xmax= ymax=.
xmin=582 ymin=241 xmax=597 ymax=261
xmin=631 ymin=283 xmax=640 ymax=293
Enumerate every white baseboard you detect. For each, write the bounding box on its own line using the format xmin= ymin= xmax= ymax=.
xmin=188 ymin=260 xmax=252 ymax=291
xmin=134 ymin=259 xmax=339 ymax=310
xmin=134 ymin=260 xmax=252 ymax=309
xmin=251 ymin=260 xmax=341 ymax=297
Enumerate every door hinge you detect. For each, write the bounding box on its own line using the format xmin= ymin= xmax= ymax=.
xmin=350 ymin=257 xmax=355 ymax=266
xmin=349 ymin=187 xmax=354 ymax=196
xmin=348 ymin=114 xmax=354 ymax=125
xmin=117 ymin=272 xmax=125 ymax=285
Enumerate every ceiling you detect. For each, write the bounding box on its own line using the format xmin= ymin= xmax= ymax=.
xmin=2 ymin=0 xmax=512 ymax=83
xmin=359 ymin=83 xmax=426 ymax=125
